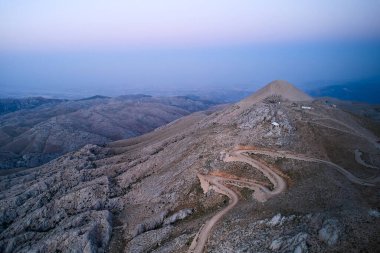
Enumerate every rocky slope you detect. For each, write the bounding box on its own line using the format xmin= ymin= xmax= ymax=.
xmin=0 ymin=95 xmax=215 ymax=169
xmin=0 ymin=81 xmax=379 ymax=253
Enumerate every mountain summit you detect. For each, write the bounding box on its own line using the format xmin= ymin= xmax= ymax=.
xmin=238 ymin=80 xmax=312 ymax=108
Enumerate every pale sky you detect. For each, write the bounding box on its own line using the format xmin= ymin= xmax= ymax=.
xmin=0 ymin=1 xmax=379 ymax=95
xmin=1 ymin=0 xmax=380 ymax=50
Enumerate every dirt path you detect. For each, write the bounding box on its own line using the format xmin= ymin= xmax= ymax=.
xmin=302 ymin=111 xmax=380 ymax=149
xmin=354 ymin=149 xmax=379 ymax=170
xmin=301 ymin=120 xmax=362 ymax=138
xmin=246 ymin=148 xmax=379 ymax=186
xmin=189 ymin=145 xmax=379 ymax=252
xmin=224 ymin=149 xmax=286 ymax=200
xmin=188 ymin=174 xmax=239 ymax=253
xmin=188 ymin=148 xmax=287 ymax=253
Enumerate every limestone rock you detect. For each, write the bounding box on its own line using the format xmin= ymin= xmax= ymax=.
xmin=163 ymin=208 xmax=193 ymax=226
xmin=318 ymin=219 xmax=341 ymax=246
xmin=127 ymin=226 xmax=173 ymax=253
xmin=269 ymin=232 xmax=309 ymax=253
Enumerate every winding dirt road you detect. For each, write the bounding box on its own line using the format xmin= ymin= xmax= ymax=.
xmin=189 ymin=145 xmax=379 ymax=252
xmin=354 ymin=149 xmax=379 ymax=170
xmin=302 ymin=111 xmax=380 ymax=149
xmin=188 ymin=174 xmax=239 ymax=253
xmin=188 ymin=148 xmax=286 ymax=253
xmin=245 ymin=147 xmax=379 ymax=186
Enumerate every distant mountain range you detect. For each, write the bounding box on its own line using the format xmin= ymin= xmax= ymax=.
xmin=308 ymin=79 xmax=380 ymax=104
xmin=0 ymin=97 xmax=65 ymax=115
xmin=0 ymin=95 xmax=216 ymax=169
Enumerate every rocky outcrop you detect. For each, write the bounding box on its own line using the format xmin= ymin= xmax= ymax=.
xmin=368 ymin=209 xmax=380 ymax=218
xmin=318 ymin=219 xmax=341 ymax=246
xmin=133 ymin=208 xmax=194 ymax=237
xmin=237 ymin=104 xmax=295 ymax=146
xmin=0 ymin=145 xmax=119 ymax=252
xmin=128 ymin=226 xmax=173 ymax=253
xmin=133 ymin=211 xmax=169 ymax=237
xmin=163 ymin=208 xmax=193 ymax=226
xmin=270 ymin=232 xmax=309 ymax=253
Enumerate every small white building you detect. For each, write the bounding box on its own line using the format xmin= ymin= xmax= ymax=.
xmin=271 ymin=122 xmax=280 ymax=127
xmin=301 ymin=106 xmax=312 ymax=110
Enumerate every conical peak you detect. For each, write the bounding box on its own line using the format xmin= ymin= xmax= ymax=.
xmin=238 ymin=80 xmax=312 ymax=107
xmin=259 ymin=80 xmax=303 ymax=95
xmin=266 ymin=80 xmax=295 ymax=90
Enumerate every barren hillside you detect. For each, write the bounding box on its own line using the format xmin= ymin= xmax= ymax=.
xmin=0 ymin=95 xmax=215 ymax=169
xmin=0 ymin=81 xmax=379 ymax=253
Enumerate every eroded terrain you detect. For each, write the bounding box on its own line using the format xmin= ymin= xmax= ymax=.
xmin=1 ymin=81 xmax=379 ymax=252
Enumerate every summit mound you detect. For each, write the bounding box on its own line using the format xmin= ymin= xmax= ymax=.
xmin=238 ymin=80 xmax=312 ymax=108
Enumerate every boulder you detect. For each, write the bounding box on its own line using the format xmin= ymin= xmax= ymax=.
xmin=270 ymin=232 xmax=309 ymax=253
xmin=318 ymin=219 xmax=341 ymax=246
xmin=163 ymin=208 xmax=193 ymax=226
